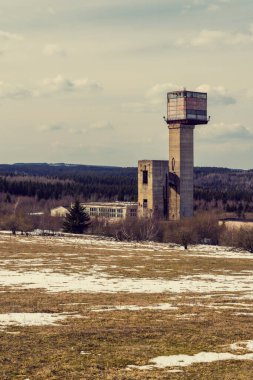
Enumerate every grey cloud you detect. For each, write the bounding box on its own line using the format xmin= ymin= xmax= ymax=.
xmin=0 ymin=82 xmax=32 ymax=99
xmin=209 ymin=95 xmax=236 ymax=106
xmin=47 ymin=7 xmax=56 ymax=15
xmin=37 ymin=124 xmax=65 ymax=132
xmin=120 ymin=102 xmax=161 ymax=114
xmin=43 ymin=44 xmax=66 ymax=57
xmin=63 ymin=122 xmax=114 ymax=135
xmin=0 ymin=75 xmax=103 ymax=100
xmin=0 ymin=30 xmax=23 ymax=41
xmin=196 ymin=85 xmax=236 ymax=106
xmin=120 ymin=82 xmax=179 ymax=114
xmin=122 ymin=83 xmax=236 ymax=117
xmin=176 ymin=25 xmax=253 ymax=47
xmin=197 ymin=123 xmax=253 ymax=143
xmin=87 ymin=121 xmax=114 ymax=131
xmin=68 ymin=128 xmax=84 ymax=135
xmin=36 ymin=75 xmax=103 ymax=96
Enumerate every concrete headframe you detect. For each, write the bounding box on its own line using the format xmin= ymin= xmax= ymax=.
xmin=164 ymin=89 xmax=209 ymax=220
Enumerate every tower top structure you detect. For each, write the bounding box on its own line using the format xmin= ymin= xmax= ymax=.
xmin=165 ymin=90 xmax=208 ymax=126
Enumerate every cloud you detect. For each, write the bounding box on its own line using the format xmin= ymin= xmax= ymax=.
xmin=207 ymin=4 xmax=220 ymax=12
xmin=36 ymin=75 xmax=103 ymax=96
xmin=196 ymin=84 xmax=236 ymax=105
xmin=37 ymin=124 xmax=65 ymax=132
xmin=0 ymin=30 xmax=23 ymax=41
xmin=0 ymin=81 xmax=32 ymax=99
xmin=68 ymin=128 xmax=84 ymax=135
xmin=206 ymin=0 xmax=231 ymax=12
xmin=146 ymin=82 xmax=180 ymax=104
xmin=120 ymin=83 xmax=180 ymax=114
xmin=197 ymin=122 xmax=253 ymax=142
xmin=88 ymin=121 xmax=114 ymax=131
xmin=122 ymin=82 xmax=235 ymax=115
xmin=58 ymin=122 xmax=114 ymax=135
xmin=121 ymin=102 xmax=158 ymax=113
xmin=130 ymin=82 xmax=179 ymax=112
xmin=43 ymin=44 xmax=66 ymax=57
xmin=47 ymin=7 xmax=56 ymax=15
xmin=145 ymin=82 xmax=236 ymax=107
xmin=0 ymin=75 xmax=103 ymax=100
xmin=176 ymin=25 xmax=253 ymax=47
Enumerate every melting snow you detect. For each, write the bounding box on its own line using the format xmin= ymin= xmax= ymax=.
xmin=0 ymin=268 xmax=252 ymax=296
xmin=127 ymin=351 xmax=253 ymax=370
xmin=1 ymin=234 xmax=253 ymax=260
xmin=91 ymin=303 xmax=177 ymax=312
xmin=230 ymin=341 xmax=253 ymax=351
xmin=0 ymin=313 xmax=79 ymax=328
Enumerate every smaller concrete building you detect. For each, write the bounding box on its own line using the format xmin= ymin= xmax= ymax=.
xmin=138 ymin=160 xmax=168 ymax=218
xmin=82 ymin=202 xmax=138 ymax=220
xmin=50 ymin=206 xmax=69 ymax=217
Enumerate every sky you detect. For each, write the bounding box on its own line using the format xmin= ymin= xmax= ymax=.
xmin=0 ymin=0 xmax=253 ymax=169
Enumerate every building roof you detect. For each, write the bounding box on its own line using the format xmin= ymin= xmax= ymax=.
xmin=51 ymin=206 xmax=69 ymax=211
xmin=82 ymin=202 xmax=138 ymax=208
xmin=220 ymin=218 xmax=253 ymax=223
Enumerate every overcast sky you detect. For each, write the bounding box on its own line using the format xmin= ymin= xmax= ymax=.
xmin=0 ymin=0 xmax=252 ymax=169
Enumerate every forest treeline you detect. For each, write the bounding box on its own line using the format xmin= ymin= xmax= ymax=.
xmin=0 ymin=163 xmax=252 ymax=212
xmin=0 ymin=164 xmax=137 ymax=202
xmin=194 ymin=167 xmax=253 ymax=213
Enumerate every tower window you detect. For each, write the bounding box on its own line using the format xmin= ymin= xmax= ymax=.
xmin=143 ymin=170 xmax=148 ymax=184
xmin=143 ymin=199 xmax=148 ymax=208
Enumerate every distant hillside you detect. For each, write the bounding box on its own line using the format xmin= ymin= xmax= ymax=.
xmin=0 ymin=163 xmax=137 ymax=202
xmin=0 ymin=163 xmax=252 ymax=212
xmin=194 ymin=167 xmax=253 ymax=212
xmin=0 ymin=163 xmax=136 ymax=178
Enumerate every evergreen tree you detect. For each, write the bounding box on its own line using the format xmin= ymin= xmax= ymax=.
xmin=63 ymin=200 xmax=90 ymax=234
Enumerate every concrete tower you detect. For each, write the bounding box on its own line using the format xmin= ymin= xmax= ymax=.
xmin=138 ymin=160 xmax=168 ymax=219
xmin=165 ymin=90 xmax=209 ymax=220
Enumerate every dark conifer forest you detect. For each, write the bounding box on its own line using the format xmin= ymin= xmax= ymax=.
xmin=0 ymin=163 xmax=252 ymax=213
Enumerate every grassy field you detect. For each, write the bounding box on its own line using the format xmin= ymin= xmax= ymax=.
xmin=0 ymin=235 xmax=253 ymax=379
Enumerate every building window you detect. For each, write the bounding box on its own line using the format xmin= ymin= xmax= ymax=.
xmin=117 ymin=209 xmax=123 ymax=218
xmin=143 ymin=170 xmax=148 ymax=184
xmin=130 ymin=208 xmax=137 ymax=217
xmin=143 ymin=199 xmax=148 ymax=208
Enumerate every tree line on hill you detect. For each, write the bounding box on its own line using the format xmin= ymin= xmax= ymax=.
xmin=0 ymin=164 xmax=252 ymax=213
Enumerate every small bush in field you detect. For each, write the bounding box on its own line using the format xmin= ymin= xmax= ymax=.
xmin=235 ymin=228 xmax=253 ymax=253
xmin=95 ymin=217 xmax=160 ymax=242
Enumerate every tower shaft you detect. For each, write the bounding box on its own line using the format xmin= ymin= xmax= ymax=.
xmin=168 ymin=124 xmax=195 ymax=220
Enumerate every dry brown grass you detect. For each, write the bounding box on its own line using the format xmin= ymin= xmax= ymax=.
xmin=0 ymin=235 xmax=253 ymax=379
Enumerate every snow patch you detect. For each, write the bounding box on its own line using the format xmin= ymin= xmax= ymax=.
xmin=1 ymin=234 xmax=253 ymax=260
xmin=230 ymin=341 xmax=253 ymax=351
xmin=0 ymin=268 xmax=252 ymax=296
xmin=127 ymin=351 xmax=253 ymax=370
xmin=91 ymin=303 xmax=177 ymax=312
xmin=0 ymin=312 xmax=80 ymax=328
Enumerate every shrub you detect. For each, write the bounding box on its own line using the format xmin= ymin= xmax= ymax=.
xmin=235 ymin=228 xmax=253 ymax=253
xmin=92 ymin=217 xmax=160 ymax=242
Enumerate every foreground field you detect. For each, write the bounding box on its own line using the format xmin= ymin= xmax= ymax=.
xmin=0 ymin=235 xmax=253 ymax=379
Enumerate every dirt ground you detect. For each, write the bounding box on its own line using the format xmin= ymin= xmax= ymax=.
xmin=0 ymin=234 xmax=253 ymax=379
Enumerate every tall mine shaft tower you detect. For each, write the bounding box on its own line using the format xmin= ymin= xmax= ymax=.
xmin=165 ymin=90 xmax=209 ymax=220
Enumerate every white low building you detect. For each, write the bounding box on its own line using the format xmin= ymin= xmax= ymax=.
xmin=219 ymin=219 xmax=253 ymax=230
xmin=82 ymin=202 xmax=138 ymax=220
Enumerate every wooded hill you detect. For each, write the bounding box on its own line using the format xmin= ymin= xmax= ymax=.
xmin=0 ymin=163 xmax=252 ymax=212
xmin=0 ymin=164 xmax=137 ymax=202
